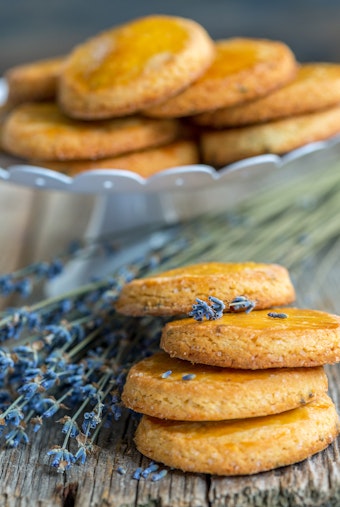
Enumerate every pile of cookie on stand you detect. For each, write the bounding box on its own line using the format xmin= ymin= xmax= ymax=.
xmin=2 ymin=15 xmax=340 ymax=174
xmin=116 ymin=262 xmax=340 ymax=476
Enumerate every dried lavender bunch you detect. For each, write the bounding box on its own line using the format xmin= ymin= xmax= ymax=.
xmin=0 ymin=229 xmax=189 ymax=472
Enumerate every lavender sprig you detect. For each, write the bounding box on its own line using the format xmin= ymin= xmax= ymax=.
xmin=0 ymin=228 xmax=190 ymax=475
xmin=188 ymin=296 xmax=225 ymax=321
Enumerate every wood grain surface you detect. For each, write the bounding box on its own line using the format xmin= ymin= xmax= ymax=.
xmin=0 ymin=209 xmax=339 ymax=507
xmin=0 ymin=364 xmax=339 ymax=507
xmin=1 ymin=158 xmax=340 ymax=506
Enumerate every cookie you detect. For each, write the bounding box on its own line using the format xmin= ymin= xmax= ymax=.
xmin=194 ymin=63 xmax=340 ymax=127
xmin=143 ymin=38 xmax=297 ymax=118
xmin=5 ymin=56 xmax=64 ymax=105
xmin=115 ymin=262 xmax=295 ymax=316
xmin=1 ymin=103 xmax=182 ymax=161
xmin=200 ymin=104 xmax=340 ymax=167
xmin=161 ymin=307 xmax=340 ymax=369
xmin=135 ymin=393 xmax=339 ymax=475
xmin=31 ymin=139 xmax=199 ymax=177
xmin=122 ymin=351 xmax=328 ymax=421
xmin=58 ymin=15 xmax=215 ymax=119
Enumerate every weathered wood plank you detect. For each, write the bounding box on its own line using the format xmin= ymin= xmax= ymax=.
xmin=1 ymin=172 xmax=340 ymax=505
xmin=1 ymin=364 xmax=340 ymax=507
xmin=0 ymin=423 xmax=64 ymax=506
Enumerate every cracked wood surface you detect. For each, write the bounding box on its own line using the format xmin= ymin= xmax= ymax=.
xmin=0 ymin=363 xmax=340 ymax=507
xmin=1 ymin=176 xmax=340 ymax=506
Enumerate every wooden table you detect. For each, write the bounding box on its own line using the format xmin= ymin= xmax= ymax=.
xmin=1 ymin=166 xmax=340 ymax=507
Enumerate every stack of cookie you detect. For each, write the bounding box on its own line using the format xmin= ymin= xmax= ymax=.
xmin=116 ymin=262 xmax=340 ymax=476
xmin=194 ymin=63 xmax=340 ymax=166
xmin=1 ymin=15 xmax=213 ymax=175
xmin=3 ymin=15 xmax=340 ymax=175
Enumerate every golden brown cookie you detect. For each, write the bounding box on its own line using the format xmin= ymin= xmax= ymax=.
xmin=200 ymin=104 xmax=340 ymax=167
xmin=58 ymin=15 xmax=215 ymax=119
xmin=194 ymin=63 xmax=340 ymax=127
xmin=1 ymin=103 xmax=182 ymax=161
xmin=122 ymin=351 xmax=328 ymax=421
xmin=135 ymin=393 xmax=339 ymax=475
xmin=31 ymin=139 xmax=199 ymax=177
xmin=5 ymin=56 xmax=64 ymax=105
xmin=161 ymin=308 xmax=340 ymax=369
xmin=143 ymin=38 xmax=297 ymax=118
xmin=115 ymin=262 xmax=295 ymax=316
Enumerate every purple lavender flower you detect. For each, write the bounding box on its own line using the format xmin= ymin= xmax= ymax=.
xmin=46 ymin=259 xmax=64 ymax=279
xmin=5 ymin=408 xmax=24 ymax=427
xmin=12 ymin=345 xmax=38 ymax=368
xmin=31 ymin=416 xmax=43 ymax=432
xmin=0 ymin=349 xmax=14 ymax=374
xmin=41 ymin=398 xmax=63 ymax=419
xmin=151 ymin=469 xmax=168 ymax=481
xmin=45 ymin=326 xmax=72 ymax=347
xmin=82 ymin=411 xmax=100 ymax=433
xmin=23 ymin=368 xmax=42 ymax=381
xmin=229 ymin=296 xmax=256 ymax=314
xmin=60 ymin=416 xmax=79 ymax=438
xmin=47 ymin=446 xmax=75 ymax=471
xmin=189 ymin=298 xmax=215 ymax=321
xmin=80 ymin=384 xmax=98 ymax=399
xmin=133 ymin=467 xmax=143 ymax=480
xmin=208 ymin=296 xmax=226 ymax=319
xmin=40 ymin=369 xmax=58 ymax=390
xmin=0 ymin=275 xmax=14 ymax=295
xmin=141 ymin=462 xmax=159 ymax=478
xmin=111 ymin=404 xmax=122 ymax=421
xmin=18 ymin=380 xmax=43 ymax=400
xmin=14 ymin=278 xmax=32 ymax=298
xmin=5 ymin=427 xmax=29 ymax=447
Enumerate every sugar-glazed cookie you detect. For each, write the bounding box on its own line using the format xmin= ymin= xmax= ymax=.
xmin=5 ymin=56 xmax=64 ymax=105
xmin=161 ymin=308 xmax=340 ymax=369
xmin=194 ymin=63 xmax=340 ymax=127
xmin=135 ymin=393 xmax=339 ymax=475
xmin=58 ymin=15 xmax=215 ymax=119
xmin=115 ymin=262 xmax=295 ymax=316
xmin=1 ymin=103 xmax=182 ymax=161
xmin=200 ymin=104 xmax=340 ymax=167
xmin=32 ymin=140 xmax=199 ymax=177
xmin=122 ymin=352 xmax=328 ymax=420
xmin=143 ymin=38 xmax=297 ymax=118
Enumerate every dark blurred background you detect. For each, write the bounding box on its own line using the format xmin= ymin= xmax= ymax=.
xmin=2 ymin=0 xmax=340 ymax=73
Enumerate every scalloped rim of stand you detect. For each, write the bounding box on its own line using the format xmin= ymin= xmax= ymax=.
xmin=1 ymin=78 xmax=340 ymax=194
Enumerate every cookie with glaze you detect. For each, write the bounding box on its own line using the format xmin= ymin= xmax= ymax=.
xmin=200 ymin=105 xmax=340 ymax=166
xmin=5 ymin=56 xmax=64 ymax=105
xmin=31 ymin=139 xmax=199 ymax=177
xmin=161 ymin=308 xmax=340 ymax=369
xmin=135 ymin=393 xmax=339 ymax=475
xmin=144 ymin=38 xmax=297 ymax=118
xmin=115 ymin=262 xmax=295 ymax=316
xmin=122 ymin=351 xmax=328 ymax=420
xmin=58 ymin=15 xmax=215 ymax=119
xmin=1 ymin=103 xmax=182 ymax=160
xmin=194 ymin=63 xmax=340 ymax=127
